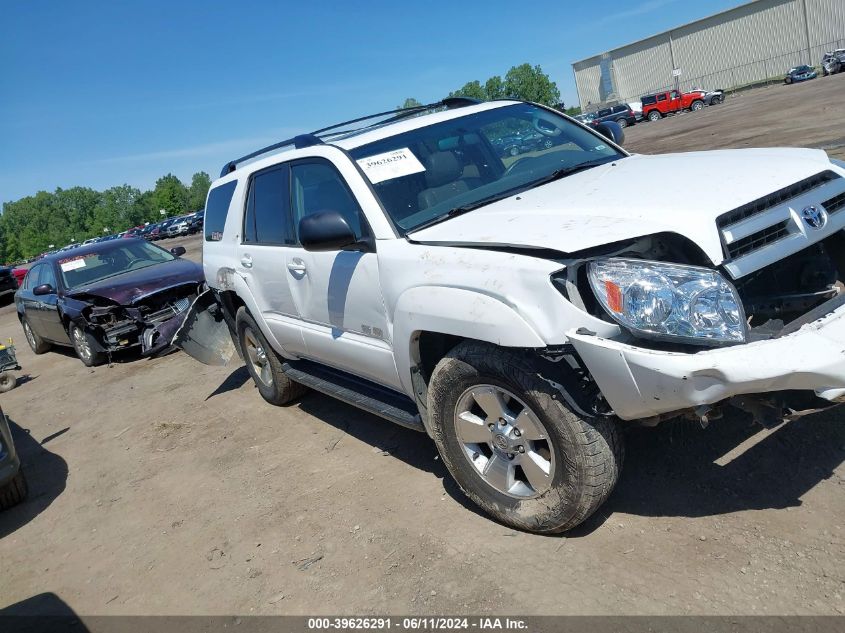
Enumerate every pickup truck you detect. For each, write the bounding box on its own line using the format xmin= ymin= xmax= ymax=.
xmin=641 ymin=89 xmax=707 ymax=121
xmin=175 ymin=98 xmax=845 ymax=533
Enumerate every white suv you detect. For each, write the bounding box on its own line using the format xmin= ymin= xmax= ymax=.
xmin=178 ymin=98 xmax=845 ymax=533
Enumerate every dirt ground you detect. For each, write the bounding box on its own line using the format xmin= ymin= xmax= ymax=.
xmin=3 ymin=76 xmax=845 ymax=617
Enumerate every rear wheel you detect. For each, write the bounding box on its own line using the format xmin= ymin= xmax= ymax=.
xmin=691 ymin=100 xmax=704 ymax=111
xmin=428 ymin=341 xmax=623 ymax=534
xmin=0 ymin=469 xmax=27 ymax=510
xmin=617 ymin=118 xmax=628 ymax=128
xmin=0 ymin=373 xmax=17 ymax=393
xmin=236 ymin=308 xmax=306 ymax=406
xmin=647 ymin=110 xmax=661 ymax=122
xmin=69 ymin=323 xmax=106 ymax=367
xmin=21 ymin=317 xmax=50 ymax=354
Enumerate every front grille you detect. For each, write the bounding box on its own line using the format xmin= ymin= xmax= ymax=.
xmin=824 ymin=191 xmax=845 ymax=214
xmin=717 ymin=170 xmax=839 ymax=229
xmin=727 ymin=220 xmax=790 ymax=258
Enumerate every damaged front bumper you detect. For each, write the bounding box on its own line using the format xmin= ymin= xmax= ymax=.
xmin=84 ymin=295 xmax=196 ymax=357
xmin=171 ymin=289 xmax=237 ymax=366
xmin=568 ymin=295 xmax=845 ymax=421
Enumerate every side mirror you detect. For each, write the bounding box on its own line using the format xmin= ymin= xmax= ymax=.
xmin=33 ymin=284 xmax=54 ymax=296
xmin=299 ymin=211 xmax=357 ymax=252
xmin=595 ymin=121 xmax=625 ymax=146
xmin=170 ymin=246 xmax=186 ymax=257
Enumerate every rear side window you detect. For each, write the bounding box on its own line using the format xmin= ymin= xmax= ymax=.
xmin=23 ymin=264 xmax=42 ymax=290
xmin=204 ymin=181 xmax=237 ymax=242
xmin=641 ymin=95 xmax=656 ymax=105
xmin=244 ymin=166 xmax=295 ymax=245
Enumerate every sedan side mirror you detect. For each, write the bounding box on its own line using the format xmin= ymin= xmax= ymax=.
xmin=299 ymin=211 xmax=357 ymax=252
xmin=33 ymin=283 xmax=54 ymax=296
xmin=595 ymin=121 xmax=625 ymax=146
xmin=170 ymin=246 xmax=186 ymax=257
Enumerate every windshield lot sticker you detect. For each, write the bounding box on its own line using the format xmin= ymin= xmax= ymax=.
xmin=59 ymin=257 xmax=88 ymax=272
xmin=356 ymin=148 xmax=425 ymax=184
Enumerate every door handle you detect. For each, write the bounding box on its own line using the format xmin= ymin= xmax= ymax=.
xmin=287 ymin=260 xmax=307 ymax=274
xmin=240 ymin=254 xmax=253 ymax=268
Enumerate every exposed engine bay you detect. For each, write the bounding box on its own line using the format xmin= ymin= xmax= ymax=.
xmin=74 ymin=283 xmax=201 ymax=357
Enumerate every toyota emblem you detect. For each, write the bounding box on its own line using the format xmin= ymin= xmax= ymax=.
xmin=802 ymin=205 xmax=827 ymax=230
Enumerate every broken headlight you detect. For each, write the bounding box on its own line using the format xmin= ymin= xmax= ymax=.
xmin=588 ymin=258 xmax=746 ymax=346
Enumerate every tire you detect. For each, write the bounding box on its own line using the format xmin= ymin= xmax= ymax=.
xmin=427 ymin=341 xmax=623 ymax=534
xmin=0 ymin=469 xmax=28 ymax=510
xmin=0 ymin=373 xmax=17 ymax=393
xmin=69 ymin=323 xmax=106 ymax=367
xmin=235 ymin=308 xmax=307 ymax=406
xmin=617 ymin=118 xmax=628 ymax=128
xmin=21 ymin=317 xmax=50 ymax=354
xmin=647 ymin=110 xmax=661 ymax=122
xmin=785 ymin=77 xmax=792 ymax=84
xmin=691 ymin=100 xmax=704 ymax=111
xmin=508 ymin=146 xmax=520 ymax=157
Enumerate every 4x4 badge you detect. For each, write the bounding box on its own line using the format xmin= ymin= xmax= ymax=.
xmin=802 ymin=205 xmax=827 ymax=230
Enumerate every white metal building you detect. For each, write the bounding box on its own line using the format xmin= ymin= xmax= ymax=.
xmin=572 ymin=0 xmax=845 ymax=109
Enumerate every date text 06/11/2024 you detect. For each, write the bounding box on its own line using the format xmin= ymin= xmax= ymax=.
xmin=306 ymin=617 xmax=528 ymax=630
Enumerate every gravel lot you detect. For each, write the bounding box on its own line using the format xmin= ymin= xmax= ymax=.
xmin=3 ymin=76 xmax=845 ymax=616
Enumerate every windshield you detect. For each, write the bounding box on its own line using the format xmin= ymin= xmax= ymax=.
xmin=348 ymin=104 xmax=624 ymax=233
xmin=58 ymin=241 xmax=175 ymax=289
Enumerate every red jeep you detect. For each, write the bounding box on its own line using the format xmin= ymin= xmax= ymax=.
xmin=641 ymin=90 xmax=706 ymax=121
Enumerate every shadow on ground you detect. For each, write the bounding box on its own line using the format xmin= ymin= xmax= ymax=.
xmin=570 ymin=409 xmax=845 ymax=536
xmin=0 ymin=592 xmax=90 ymax=632
xmin=212 ymin=369 xmax=845 ymax=536
xmin=0 ymin=416 xmax=68 ymax=539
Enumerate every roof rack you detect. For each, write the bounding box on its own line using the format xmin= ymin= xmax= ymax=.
xmin=219 ymin=97 xmax=480 ymax=177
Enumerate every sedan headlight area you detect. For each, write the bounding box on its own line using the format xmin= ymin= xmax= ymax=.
xmin=588 ymin=258 xmax=746 ymax=346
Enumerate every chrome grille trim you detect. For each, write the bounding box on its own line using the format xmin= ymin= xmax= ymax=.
xmin=717 ymin=170 xmax=840 ymax=229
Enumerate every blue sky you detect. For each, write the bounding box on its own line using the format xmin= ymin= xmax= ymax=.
xmin=1 ymin=0 xmax=740 ymax=203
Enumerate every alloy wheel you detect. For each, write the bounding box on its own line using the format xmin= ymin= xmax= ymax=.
xmin=243 ymin=326 xmax=273 ymax=387
xmin=72 ymin=325 xmax=92 ymax=361
xmin=454 ymin=385 xmax=555 ymax=499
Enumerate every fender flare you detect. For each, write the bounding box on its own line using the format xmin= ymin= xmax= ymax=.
xmin=393 ymin=286 xmax=546 ymax=395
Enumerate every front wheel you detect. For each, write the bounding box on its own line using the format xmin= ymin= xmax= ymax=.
xmin=69 ymin=323 xmax=106 ymax=367
xmin=236 ymin=308 xmax=306 ymax=406
xmin=428 ymin=341 xmax=623 ymax=533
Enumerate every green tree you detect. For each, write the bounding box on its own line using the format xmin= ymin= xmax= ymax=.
xmin=188 ymin=171 xmax=212 ymax=211
xmin=92 ymin=185 xmax=142 ymax=235
xmin=503 ymin=63 xmax=561 ymax=106
xmin=484 ymin=76 xmax=505 ymax=100
xmin=398 ymin=97 xmax=423 ymax=109
xmin=448 ymin=80 xmax=486 ymax=101
xmin=152 ymin=174 xmax=189 ymax=218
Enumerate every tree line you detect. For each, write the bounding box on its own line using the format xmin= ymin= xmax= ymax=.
xmin=399 ymin=63 xmax=580 ymax=116
xmin=1 ymin=172 xmax=211 ymax=262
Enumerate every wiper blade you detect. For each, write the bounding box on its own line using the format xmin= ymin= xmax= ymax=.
xmin=528 ymin=158 xmax=617 ymax=188
xmin=409 ymin=191 xmax=519 ymax=233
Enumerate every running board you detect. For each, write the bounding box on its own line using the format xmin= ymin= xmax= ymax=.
xmin=281 ymin=360 xmax=425 ymax=433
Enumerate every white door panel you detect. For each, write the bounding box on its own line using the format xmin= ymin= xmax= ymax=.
xmin=236 ymin=243 xmax=307 ymax=356
xmin=287 ymin=249 xmax=400 ymax=389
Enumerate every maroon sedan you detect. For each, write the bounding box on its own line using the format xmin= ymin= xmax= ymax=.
xmin=14 ymin=239 xmax=203 ymax=366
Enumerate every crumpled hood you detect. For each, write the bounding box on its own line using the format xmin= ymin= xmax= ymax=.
xmin=408 ymin=148 xmax=838 ymax=265
xmin=67 ymin=258 xmax=204 ymax=305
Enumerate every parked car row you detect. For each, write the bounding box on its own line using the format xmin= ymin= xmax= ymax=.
xmin=142 ymin=211 xmax=204 ymax=241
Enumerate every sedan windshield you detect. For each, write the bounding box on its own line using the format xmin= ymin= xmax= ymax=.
xmin=58 ymin=241 xmax=175 ymax=289
xmin=348 ymin=103 xmax=625 ymax=233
